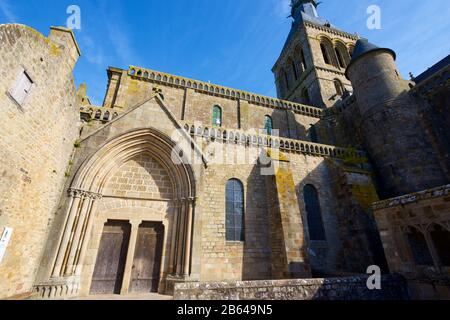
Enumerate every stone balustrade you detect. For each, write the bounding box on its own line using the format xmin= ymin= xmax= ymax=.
xmin=182 ymin=122 xmax=365 ymax=159
xmin=127 ymin=66 xmax=324 ymax=118
xmin=80 ymin=105 xmax=118 ymax=122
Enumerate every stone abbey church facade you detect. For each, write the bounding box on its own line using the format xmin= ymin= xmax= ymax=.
xmin=0 ymin=1 xmax=449 ymax=300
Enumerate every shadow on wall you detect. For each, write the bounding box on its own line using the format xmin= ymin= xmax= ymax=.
xmin=297 ymin=158 xmax=389 ymax=277
xmin=229 ymin=106 xmax=389 ymax=282
xmin=241 ymin=163 xmax=272 ymax=280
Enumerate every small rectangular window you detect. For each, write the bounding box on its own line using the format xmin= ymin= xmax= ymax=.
xmin=10 ymin=70 xmax=33 ymax=106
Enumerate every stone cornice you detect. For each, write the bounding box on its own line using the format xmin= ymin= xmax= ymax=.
xmin=303 ymin=21 xmax=359 ymax=41
xmin=126 ymin=66 xmax=324 ymax=119
xmin=373 ymin=184 xmax=450 ymax=210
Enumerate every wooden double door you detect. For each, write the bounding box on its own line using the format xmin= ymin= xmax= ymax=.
xmin=90 ymin=220 xmax=164 ymax=295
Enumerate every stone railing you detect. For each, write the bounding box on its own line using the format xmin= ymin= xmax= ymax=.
xmin=127 ymin=66 xmax=323 ymax=118
xmin=80 ymin=105 xmax=118 ymax=122
xmin=182 ymin=122 xmax=365 ymax=159
xmin=373 ymin=184 xmax=450 ymax=210
xmin=173 ymin=274 xmax=410 ymax=300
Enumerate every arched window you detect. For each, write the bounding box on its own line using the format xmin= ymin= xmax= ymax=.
xmin=334 ymin=79 xmax=344 ymax=96
xmin=103 ymin=111 xmax=110 ymax=121
xmin=348 ymin=45 xmax=355 ymax=58
xmin=95 ymin=110 xmax=101 ymax=120
xmin=294 ymin=46 xmax=307 ymax=73
xmin=290 ymin=58 xmax=298 ymax=81
xmin=320 ymin=38 xmax=339 ymax=67
xmin=226 ymin=179 xmax=245 ymax=242
xmin=302 ymin=87 xmax=310 ymax=105
xmin=320 ymin=43 xmax=331 ymax=65
xmin=335 ymin=47 xmax=346 ymax=69
xmin=212 ymin=105 xmax=222 ymax=127
xmin=406 ymin=227 xmax=433 ymax=266
xmin=430 ymin=224 xmax=450 ymax=266
xmin=304 ymin=185 xmax=326 ymax=241
xmin=277 ymin=69 xmax=287 ymax=97
xmin=284 ymin=71 xmax=290 ymax=90
xmin=300 ymin=48 xmax=307 ymax=70
xmin=264 ymin=115 xmax=273 ymax=135
xmin=309 ymin=125 xmax=318 ymax=143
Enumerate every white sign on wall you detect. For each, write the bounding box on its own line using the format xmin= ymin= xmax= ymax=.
xmin=0 ymin=227 xmax=13 ymax=265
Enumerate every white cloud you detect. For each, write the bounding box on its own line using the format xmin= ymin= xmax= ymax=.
xmin=0 ymin=0 xmax=17 ymax=23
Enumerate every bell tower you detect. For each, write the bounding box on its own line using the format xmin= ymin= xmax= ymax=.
xmin=272 ymin=1 xmax=358 ymax=108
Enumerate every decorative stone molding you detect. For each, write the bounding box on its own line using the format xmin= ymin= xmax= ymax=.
xmin=68 ymin=188 xmax=102 ymax=200
xmin=127 ymin=66 xmax=324 ymax=118
xmin=183 ymin=122 xmax=366 ymax=159
xmin=32 ymin=277 xmax=80 ymax=300
xmin=304 ymin=21 xmax=359 ymax=41
xmin=373 ymin=184 xmax=450 ymax=210
xmin=80 ymin=105 xmax=118 ymax=122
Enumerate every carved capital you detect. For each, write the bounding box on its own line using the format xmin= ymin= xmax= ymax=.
xmin=68 ymin=188 xmax=102 ymax=200
xmin=68 ymin=188 xmax=83 ymax=198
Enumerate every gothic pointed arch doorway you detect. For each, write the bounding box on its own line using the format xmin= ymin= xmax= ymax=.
xmin=49 ymin=128 xmax=196 ymax=296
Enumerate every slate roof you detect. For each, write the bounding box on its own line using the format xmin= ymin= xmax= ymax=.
xmin=414 ymin=54 xmax=450 ymax=84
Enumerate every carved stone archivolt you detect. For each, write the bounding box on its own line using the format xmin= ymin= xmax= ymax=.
xmin=47 ymin=128 xmax=197 ymax=295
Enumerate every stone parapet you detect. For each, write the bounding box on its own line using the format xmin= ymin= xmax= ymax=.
xmin=173 ymin=275 xmax=409 ymax=300
xmin=126 ymin=66 xmax=324 ymax=118
xmin=373 ymin=184 xmax=450 ymax=210
xmin=182 ymin=122 xmax=365 ymax=159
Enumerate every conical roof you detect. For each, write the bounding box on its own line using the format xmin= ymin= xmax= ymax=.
xmin=346 ymin=39 xmax=396 ymax=79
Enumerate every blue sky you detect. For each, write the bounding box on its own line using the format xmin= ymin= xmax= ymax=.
xmin=1 ymin=0 xmax=449 ymax=105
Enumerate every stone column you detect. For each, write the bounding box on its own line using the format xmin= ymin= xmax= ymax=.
xmin=52 ymin=189 xmax=82 ymax=277
xmin=64 ymin=194 xmax=93 ymax=276
xmin=75 ymin=196 xmax=101 ymax=276
xmin=168 ymin=201 xmax=181 ymax=274
xmin=176 ymin=200 xmax=187 ymax=276
xmin=183 ymin=198 xmax=195 ymax=277
xmin=120 ymin=220 xmax=141 ymax=295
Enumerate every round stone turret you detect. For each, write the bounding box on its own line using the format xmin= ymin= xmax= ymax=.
xmin=346 ymin=39 xmax=403 ymax=115
xmin=346 ymin=39 xmax=447 ymax=199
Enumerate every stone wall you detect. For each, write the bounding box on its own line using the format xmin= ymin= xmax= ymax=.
xmin=173 ymin=275 xmax=410 ymax=300
xmin=98 ymin=66 xmax=323 ymax=141
xmin=0 ymin=24 xmax=80 ymax=298
xmin=373 ymin=184 xmax=450 ymax=299
xmin=347 ymin=49 xmax=448 ymax=199
xmin=103 ymin=154 xmax=174 ymax=200
xmin=373 ymin=185 xmax=450 ymax=274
